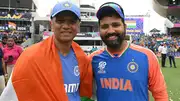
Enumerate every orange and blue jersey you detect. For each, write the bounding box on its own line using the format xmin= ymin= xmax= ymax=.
xmin=89 ymin=43 xmax=168 ymax=101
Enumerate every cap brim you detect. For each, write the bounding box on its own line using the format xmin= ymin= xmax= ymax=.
xmin=51 ymin=10 xmax=80 ymax=20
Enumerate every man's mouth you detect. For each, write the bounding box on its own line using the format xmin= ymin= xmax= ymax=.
xmin=107 ymin=35 xmax=118 ymax=40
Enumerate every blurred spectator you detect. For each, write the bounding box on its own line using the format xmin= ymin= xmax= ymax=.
xmin=0 ymin=35 xmax=8 ymax=49
xmin=21 ymin=11 xmax=32 ymax=20
xmin=3 ymin=35 xmax=23 ymax=78
xmin=168 ymin=44 xmax=177 ymax=68
xmin=158 ymin=42 xmax=168 ymax=67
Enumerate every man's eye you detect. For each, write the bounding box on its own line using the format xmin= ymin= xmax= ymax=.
xmin=101 ymin=24 xmax=109 ymax=29
xmin=70 ymin=20 xmax=77 ymax=24
xmin=112 ymin=23 xmax=120 ymax=27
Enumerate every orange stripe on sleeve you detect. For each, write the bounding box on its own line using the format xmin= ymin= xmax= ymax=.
xmin=88 ymin=48 xmax=105 ymax=61
xmin=130 ymin=44 xmax=168 ymax=101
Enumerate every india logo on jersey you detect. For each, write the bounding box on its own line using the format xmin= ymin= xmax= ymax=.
xmin=98 ymin=61 xmax=106 ymax=74
xmin=100 ymin=78 xmax=133 ymax=92
xmin=127 ymin=61 xmax=138 ymax=73
xmin=74 ymin=66 xmax=80 ymax=76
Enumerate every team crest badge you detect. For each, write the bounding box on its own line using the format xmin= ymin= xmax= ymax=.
xmin=74 ymin=66 xmax=80 ymax=76
xmin=63 ymin=2 xmax=71 ymax=8
xmin=98 ymin=61 xmax=106 ymax=74
xmin=127 ymin=62 xmax=138 ymax=73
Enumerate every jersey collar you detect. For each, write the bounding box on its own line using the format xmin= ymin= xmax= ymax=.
xmin=106 ymin=42 xmax=130 ymax=58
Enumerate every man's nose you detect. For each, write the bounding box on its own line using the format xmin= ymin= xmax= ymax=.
xmin=62 ymin=21 xmax=71 ymax=29
xmin=106 ymin=25 xmax=115 ymax=33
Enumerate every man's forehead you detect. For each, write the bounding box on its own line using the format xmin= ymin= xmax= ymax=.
xmin=100 ymin=20 xmax=122 ymax=25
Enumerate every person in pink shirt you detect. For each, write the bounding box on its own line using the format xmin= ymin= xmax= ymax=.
xmin=3 ymin=35 xmax=23 ymax=78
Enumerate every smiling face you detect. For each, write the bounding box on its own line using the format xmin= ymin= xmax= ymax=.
xmin=99 ymin=14 xmax=126 ymax=49
xmin=51 ymin=11 xmax=80 ymax=43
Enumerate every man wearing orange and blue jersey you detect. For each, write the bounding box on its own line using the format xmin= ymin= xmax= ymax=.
xmin=89 ymin=2 xmax=168 ymax=101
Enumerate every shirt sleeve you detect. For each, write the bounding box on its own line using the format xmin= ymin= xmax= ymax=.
xmin=148 ymin=52 xmax=168 ymax=101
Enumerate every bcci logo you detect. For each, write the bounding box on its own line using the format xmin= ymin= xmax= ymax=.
xmin=127 ymin=62 xmax=138 ymax=73
xmin=74 ymin=66 xmax=80 ymax=76
xmin=63 ymin=2 xmax=71 ymax=8
xmin=98 ymin=61 xmax=106 ymax=74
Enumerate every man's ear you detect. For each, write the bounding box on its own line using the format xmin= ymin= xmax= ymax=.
xmin=124 ymin=23 xmax=127 ymax=29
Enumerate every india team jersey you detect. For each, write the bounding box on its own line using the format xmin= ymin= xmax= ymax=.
xmin=59 ymin=48 xmax=80 ymax=101
xmin=90 ymin=43 xmax=168 ymax=101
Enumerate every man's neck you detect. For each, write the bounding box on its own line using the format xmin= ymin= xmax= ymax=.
xmin=107 ymin=41 xmax=128 ymax=54
xmin=54 ymin=38 xmax=72 ymax=56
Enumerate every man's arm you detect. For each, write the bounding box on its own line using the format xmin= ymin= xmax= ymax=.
xmin=148 ymin=52 xmax=168 ymax=101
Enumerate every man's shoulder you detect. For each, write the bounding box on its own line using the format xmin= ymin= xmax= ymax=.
xmin=88 ymin=48 xmax=105 ymax=60
xmin=130 ymin=44 xmax=155 ymax=57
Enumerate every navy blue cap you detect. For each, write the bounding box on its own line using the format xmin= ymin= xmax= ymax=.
xmin=50 ymin=1 xmax=80 ymax=20
xmin=96 ymin=2 xmax=124 ymax=20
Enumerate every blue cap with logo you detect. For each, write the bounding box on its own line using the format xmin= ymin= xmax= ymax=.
xmin=50 ymin=1 xmax=81 ymax=20
xmin=96 ymin=2 xmax=125 ymax=20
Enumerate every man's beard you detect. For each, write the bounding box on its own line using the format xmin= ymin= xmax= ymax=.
xmin=101 ymin=32 xmax=125 ymax=50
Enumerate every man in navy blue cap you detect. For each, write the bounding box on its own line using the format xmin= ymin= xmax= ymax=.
xmin=0 ymin=1 xmax=92 ymax=101
xmin=89 ymin=2 xmax=168 ymax=101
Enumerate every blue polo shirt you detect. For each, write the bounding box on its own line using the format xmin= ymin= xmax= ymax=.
xmin=59 ymin=48 xmax=80 ymax=101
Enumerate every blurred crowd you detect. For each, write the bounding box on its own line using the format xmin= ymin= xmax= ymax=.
xmin=0 ymin=10 xmax=32 ymax=20
xmin=131 ymin=33 xmax=180 ymax=68
xmin=0 ymin=31 xmax=31 ymax=46
xmin=132 ymin=34 xmax=180 ymax=57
